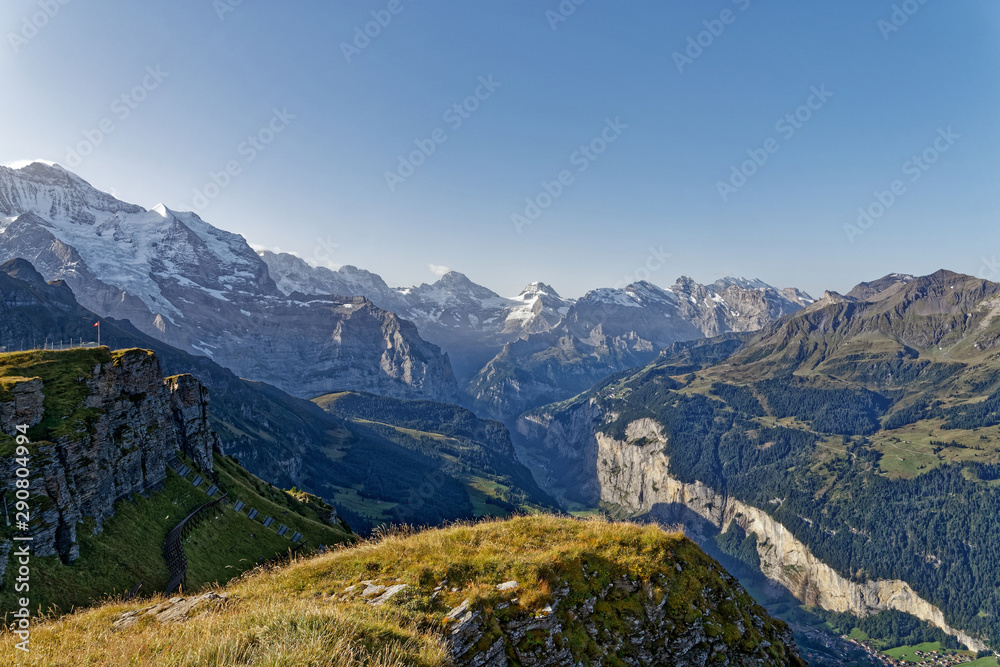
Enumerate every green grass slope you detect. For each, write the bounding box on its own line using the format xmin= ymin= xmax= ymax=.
xmin=0 ymin=452 xmax=351 ymax=617
xmin=0 ymin=347 xmax=353 ymax=618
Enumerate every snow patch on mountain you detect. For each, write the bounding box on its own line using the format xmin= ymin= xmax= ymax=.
xmin=2 ymin=159 xmax=64 ymax=170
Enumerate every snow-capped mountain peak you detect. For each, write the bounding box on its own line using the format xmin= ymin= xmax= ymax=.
xmin=0 ymin=161 xmax=282 ymax=321
xmin=0 ymin=162 xmax=459 ymax=402
xmin=517 ymin=281 xmax=560 ymax=298
xmin=2 ymin=159 xmax=66 ymax=170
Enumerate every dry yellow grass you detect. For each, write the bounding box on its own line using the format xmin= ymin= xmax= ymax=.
xmin=0 ymin=515 xmax=694 ymax=666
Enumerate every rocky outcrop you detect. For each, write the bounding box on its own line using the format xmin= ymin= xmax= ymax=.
xmin=0 ymin=376 xmax=43 ymax=428
xmin=671 ymin=276 xmax=812 ymax=338
xmin=530 ymin=410 xmax=989 ymax=652
xmin=168 ymin=295 xmax=459 ymax=403
xmin=165 ymin=373 xmax=219 ymax=471
xmin=112 ymin=592 xmax=230 ymax=628
xmin=443 ymin=573 xmax=803 ymax=666
xmin=0 ymin=348 xmax=218 ymax=582
xmin=339 ymin=551 xmax=803 ymax=665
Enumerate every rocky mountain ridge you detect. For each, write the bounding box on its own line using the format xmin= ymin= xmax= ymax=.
xmin=466 ymin=278 xmax=812 ymax=422
xmin=260 ymin=250 xmax=813 ymax=391
xmin=261 ymin=250 xmax=818 ymax=422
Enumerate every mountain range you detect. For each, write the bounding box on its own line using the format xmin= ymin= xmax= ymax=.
xmin=4 ymin=159 xmax=1000 ymax=659
xmin=515 ymin=269 xmax=1000 ymax=654
xmin=260 ymin=247 xmax=816 ymax=421
xmin=0 ymin=162 xmax=457 ymax=402
xmin=2 ymin=160 xmax=815 ymax=425
xmin=0 ymin=255 xmax=556 ymax=534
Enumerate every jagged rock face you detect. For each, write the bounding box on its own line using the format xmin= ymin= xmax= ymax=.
xmin=0 ymin=349 xmax=216 ymax=576
xmin=671 ymin=276 xmax=814 ymax=337
xmin=0 ymin=162 xmax=144 ymax=222
xmin=517 ymin=407 xmax=989 ymax=653
xmin=200 ymin=295 xmax=458 ymax=402
xmin=165 ymin=374 xmax=216 ymax=471
xmin=0 ymin=222 xmax=156 ymax=338
xmin=0 ymin=163 xmax=458 ymax=402
xmin=0 ymin=377 xmax=43 ymax=428
xmin=471 ymin=280 xmax=812 ymax=423
xmin=262 ymin=242 xmax=813 ymax=413
xmin=259 ymin=251 xmax=576 ymax=346
xmin=467 ymin=284 xmax=697 ymax=422
xmin=466 ymin=332 xmax=660 ymax=424
xmin=257 ymin=250 xmax=411 ymax=314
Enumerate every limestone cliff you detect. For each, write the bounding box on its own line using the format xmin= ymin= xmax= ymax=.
xmin=0 ymin=348 xmax=217 ymax=581
xmin=516 ymin=405 xmax=989 ymax=653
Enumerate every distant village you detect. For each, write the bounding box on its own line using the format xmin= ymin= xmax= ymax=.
xmin=844 ymin=637 xmax=988 ymax=667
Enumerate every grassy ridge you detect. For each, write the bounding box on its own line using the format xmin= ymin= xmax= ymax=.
xmin=0 ymin=516 xmax=799 ymax=666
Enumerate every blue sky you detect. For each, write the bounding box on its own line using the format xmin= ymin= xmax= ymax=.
xmin=2 ymin=0 xmax=997 ymax=298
